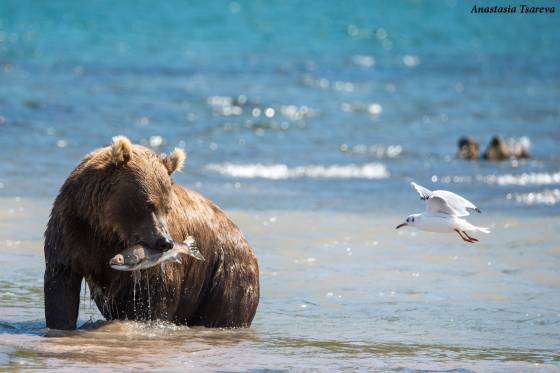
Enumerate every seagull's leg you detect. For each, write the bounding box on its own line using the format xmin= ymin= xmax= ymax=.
xmin=454 ymin=229 xmax=468 ymax=242
xmin=455 ymin=229 xmax=474 ymax=243
xmin=463 ymin=231 xmax=479 ymax=242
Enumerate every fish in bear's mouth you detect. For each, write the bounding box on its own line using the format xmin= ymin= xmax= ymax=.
xmin=109 ymin=236 xmax=205 ymax=271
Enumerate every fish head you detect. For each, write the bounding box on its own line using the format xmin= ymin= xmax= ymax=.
xmin=109 ymin=245 xmax=154 ymax=270
xmin=109 ymin=254 xmax=125 ymax=266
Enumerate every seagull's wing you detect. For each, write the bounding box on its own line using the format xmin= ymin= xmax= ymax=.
xmin=432 ymin=190 xmax=480 ymax=217
xmin=411 ymin=182 xmax=433 ymax=200
xmin=411 ymin=182 xmax=481 ymax=216
xmin=425 ymin=196 xmax=456 ymax=215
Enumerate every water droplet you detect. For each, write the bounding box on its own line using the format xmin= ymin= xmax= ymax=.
xmin=367 ymin=103 xmax=383 ymax=115
xmin=149 ymin=136 xmax=163 ymax=147
xmin=403 ymin=55 xmax=420 ymax=67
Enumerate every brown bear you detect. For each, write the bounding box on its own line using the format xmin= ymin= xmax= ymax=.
xmin=44 ymin=136 xmax=259 ymax=330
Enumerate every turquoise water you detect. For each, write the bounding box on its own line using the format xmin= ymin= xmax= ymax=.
xmin=0 ymin=0 xmax=559 ymax=214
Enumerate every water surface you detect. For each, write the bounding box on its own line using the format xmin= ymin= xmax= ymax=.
xmin=1 ymin=199 xmax=559 ymax=371
xmin=0 ymin=0 xmax=558 ymax=215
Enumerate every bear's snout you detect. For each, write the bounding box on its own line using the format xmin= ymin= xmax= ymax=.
xmin=155 ymin=236 xmax=173 ymax=251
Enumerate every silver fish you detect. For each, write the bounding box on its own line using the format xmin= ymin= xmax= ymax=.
xmin=109 ymin=236 xmax=204 ymax=271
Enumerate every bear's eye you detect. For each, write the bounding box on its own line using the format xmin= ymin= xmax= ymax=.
xmin=411 ymin=217 xmax=415 ymax=222
xmin=146 ymin=201 xmax=156 ymax=212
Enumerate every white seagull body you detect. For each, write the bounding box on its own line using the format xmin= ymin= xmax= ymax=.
xmin=396 ymin=182 xmax=490 ymax=243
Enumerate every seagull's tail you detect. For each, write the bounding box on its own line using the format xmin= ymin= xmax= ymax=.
xmin=475 ymin=226 xmax=491 ymax=234
xmin=458 ymin=219 xmax=491 ymax=234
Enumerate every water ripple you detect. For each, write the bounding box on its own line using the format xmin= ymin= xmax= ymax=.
xmin=205 ymin=163 xmax=390 ymax=180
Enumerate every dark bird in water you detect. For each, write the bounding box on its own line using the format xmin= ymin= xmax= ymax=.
xmin=482 ymin=135 xmax=530 ymax=161
xmin=457 ymin=136 xmax=480 ymax=160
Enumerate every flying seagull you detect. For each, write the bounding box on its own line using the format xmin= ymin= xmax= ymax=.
xmin=396 ymin=182 xmax=490 ymax=243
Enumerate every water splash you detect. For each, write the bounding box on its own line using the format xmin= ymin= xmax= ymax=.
xmin=132 ymin=271 xmax=141 ymax=315
xmin=145 ymin=270 xmax=151 ymax=316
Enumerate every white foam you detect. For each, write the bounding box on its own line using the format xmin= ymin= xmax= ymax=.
xmin=339 ymin=143 xmax=402 ymax=158
xmin=434 ymin=171 xmax=560 ymax=186
xmin=205 ymin=162 xmax=390 ymax=180
xmin=352 ymin=54 xmax=376 ymax=67
xmin=481 ymin=171 xmax=560 ymax=186
xmin=340 ymin=102 xmax=383 ymax=115
xmin=507 ymin=189 xmax=560 ymax=205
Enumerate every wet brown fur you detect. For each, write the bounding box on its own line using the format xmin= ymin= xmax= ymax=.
xmin=44 ymin=137 xmax=259 ymax=329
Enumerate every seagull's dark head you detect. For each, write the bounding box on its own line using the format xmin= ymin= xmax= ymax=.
xmin=396 ymin=214 xmax=420 ymax=229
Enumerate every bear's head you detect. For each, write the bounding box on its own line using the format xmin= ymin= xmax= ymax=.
xmin=104 ymin=136 xmax=186 ymax=251
xmin=64 ymin=136 xmax=186 ymax=255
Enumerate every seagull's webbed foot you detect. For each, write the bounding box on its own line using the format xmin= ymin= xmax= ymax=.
xmin=463 ymin=231 xmax=479 ymax=242
xmin=455 ymin=229 xmax=476 ymax=243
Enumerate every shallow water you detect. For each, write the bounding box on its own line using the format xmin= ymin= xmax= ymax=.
xmin=1 ymin=198 xmax=559 ymax=371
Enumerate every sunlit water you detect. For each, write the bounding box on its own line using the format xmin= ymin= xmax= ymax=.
xmin=0 ymin=0 xmax=559 ymax=371
xmin=0 ymin=199 xmax=559 ymax=371
xmin=0 ymin=1 xmax=559 ymax=215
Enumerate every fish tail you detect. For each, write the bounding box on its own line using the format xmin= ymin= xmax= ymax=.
xmin=184 ymin=236 xmax=197 ymax=249
xmin=184 ymin=236 xmax=205 ymax=261
xmin=183 ymin=236 xmax=196 ymax=246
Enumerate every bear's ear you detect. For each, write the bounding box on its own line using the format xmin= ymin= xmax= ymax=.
xmin=162 ymin=148 xmax=186 ymax=175
xmin=111 ymin=135 xmax=133 ymax=165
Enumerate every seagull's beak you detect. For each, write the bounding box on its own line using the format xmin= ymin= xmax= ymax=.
xmin=396 ymin=223 xmax=408 ymax=229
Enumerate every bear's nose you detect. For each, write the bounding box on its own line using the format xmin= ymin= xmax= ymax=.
xmin=155 ymin=236 xmax=173 ymax=251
